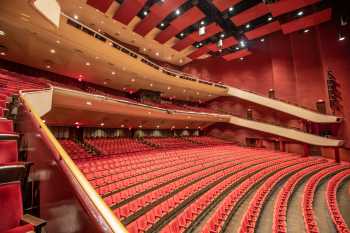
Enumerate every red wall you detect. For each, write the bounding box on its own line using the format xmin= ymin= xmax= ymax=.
xmin=183 ymin=21 xmax=350 ymax=157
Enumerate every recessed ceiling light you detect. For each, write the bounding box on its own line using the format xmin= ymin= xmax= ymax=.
xmin=167 ymin=86 xmax=171 ymax=90
xmin=100 ymin=123 xmax=104 ymax=126
xmin=260 ymin=38 xmax=265 ymax=42
xmin=0 ymin=52 xmax=6 ymax=56
xmin=50 ymin=49 xmax=56 ymax=54
xmin=155 ymin=52 xmax=159 ymax=56
xmin=160 ymin=22 xmax=165 ymax=27
xmin=42 ymin=120 xmax=46 ymax=123
xmin=240 ymin=40 xmax=246 ymax=47
xmin=85 ymin=62 xmax=91 ymax=66
xmin=103 ymin=81 xmax=108 ymax=85
xmin=150 ymin=83 xmax=153 ymax=87
xmin=139 ymin=125 xmax=143 ymax=128
xmin=79 ymin=74 xmax=83 ymax=78
xmin=304 ymin=29 xmax=310 ymax=33
xmin=73 ymin=14 xmax=79 ymax=20
xmin=180 ymin=33 xmax=184 ymax=37
xmin=201 ymin=21 xmax=205 ymax=25
xmin=0 ymin=30 xmax=6 ymax=36
xmin=179 ymin=59 xmax=183 ymax=63
xmin=156 ymin=125 xmax=160 ymax=128
xmin=235 ymin=47 xmax=240 ymax=50
xmin=86 ymin=101 xmax=92 ymax=105
xmin=220 ymin=33 xmax=225 ymax=38
xmin=112 ymin=71 xmax=116 ymax=75
xmin=56 ymin=40 xmax=60 ymax=44
xmin=46 ymin=65 xmax=51 ymax=69
xmin=240 ymin=57 xmax=244 ymax=60
xmin=268 ymin=17 xmax=273 ymax=21
xmin=199 ymin=42 xmax=202 ymax=46
xmin=175 ymin=9 xmax=180 ymax=15
xmin=297 ymin=11 xmax=304 ymax=16
xmin=229 ymin=7 xmax=234 ymax=12
xmin=246 ymin=24 xmax=250 ymax=29
xmin=143 ymin=48 xmax=147 ymax=51
xmin=74 ymin=122 xmax=79 ymax=125
xmin=78 ymin=77 xmax=83 ymax=82
xmin=121 ymin=124 xmax=125 ymax=128
xmin=143 ymin=11 xmax=148 ymax=16
xmin=339 ymin=35 xmax=346 ymax=41
xmin=131 ymin=78 xmax=135 ymax=82
xmin=95 ymin=56 xmax=99 ymax=59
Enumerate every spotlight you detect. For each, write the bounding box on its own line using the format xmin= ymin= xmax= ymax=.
xmin=200 ymin=21 xmax=205 ymax=25
xmin=260 ymin=38 xmax=265 ymax=42
xmin=73 ymin=14 xmax=79 ymax=20
xmin=240 ymin=40 xmax=246 ymax=47
xmin=85 ymin=62 xmax=91 ymax=66
xmin=180 ymin=33 xmax=184 ymax=37
xmin=160 ymin=22 xmax=165 ymax=27
xmin=0 ymin=30 xmax=5 ymax=36
xmin=220 ymin=33 xmax=225 ymax=38
xmin=143 ymin=11 xmax=148 ymax=16
xmin=304 ymin=29 xmax=310 ymax=33
xmin=0 ymin=52 xmax=6 ymax=56
xmin=46 ymin=65 xmax=51 ymax=69
xmin=339 ymin=33 xmax=346 ymax=41
xmin=268 ymin=17 xmax=273 ymax=21
xmin=229 ymin=7 xmax=234 ymax=12
xmin=297 ymin=11 xmax=304 ymax=16
xmin=100 ymin=123 xmax=104 ymax=126
xmin=246 ymin=24 xmax=250 ymax=29
xmin=240 ymin=57 xmax=244 ymax=61
xmin=112 ymin=71 xmax=116 ymax=75
xmin=50 ymin=49 xmax=56 ymax=54
xmin=175 ymin=9 xmax=180 ymax=15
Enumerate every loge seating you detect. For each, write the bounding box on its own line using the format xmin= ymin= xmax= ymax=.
xmin=186 ymin=136 xmax=233 ymax=146
xmin=85 ymin=138 xmax=151 ymax=155
xmin=59 ymin=139 xmax=94 ymax=160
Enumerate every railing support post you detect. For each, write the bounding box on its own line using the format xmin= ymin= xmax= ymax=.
xmin=334 ymin=147 xmax=340 ymax=163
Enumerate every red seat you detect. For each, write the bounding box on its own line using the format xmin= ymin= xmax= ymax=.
xmin=0 ymin=140 xmax=18 ymax=163
xmin=0 ymin=119 xmax=13 ymax=134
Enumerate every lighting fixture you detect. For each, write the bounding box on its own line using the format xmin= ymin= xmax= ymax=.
xmin=268 ymin=17 xmax=273 ymax=21
xmin=229 ymin=7 xmax=234 ymax=12
xmin=160 ymin=23 xmax=165 ymax=27
xmin=121 ymin=124 xmax=125 ymax=128
xmin=304 ymin=29 xmax=310 ymax=33
xmin=95 ymin=56 xmax=100 ymax=59
xmin=73 ymin=14 xmax=79 ymax=20
xmin=131 ymin=78 xmax=135 ymax=82
xmin=112 ymin=71 xmax=116 ymax=75
xmin=183 ymin=89 xmax=186 ymax=93
xmin=155 ymin=52 xmax=159 ymax=56
xmin=56 ymin=40 xmax=60 ymax=44
xmin=180 ymin=33 xmax=184 ymax=37
xmin=143 ymin=11 xmax=148 ymax=16
xmin=338 ymin=33 xmax=346 ymax=41
xmin=156 ymin=125 xmax=160 ymax=129
xmin=74 ymin=122 xmax=79 ymax=125
xmin=217 ymin=39 xmax=223 ymax=48
xmin=260 ymin=38 xmax=265 ymax=42
xmin=0 ymin=52 xmax=6 ymax=56
xmin=85 ymin=62 xmax=91 ymax=66
xmin=220 ymin=33 xmax=225 ymax=38
xmin=103 ymin=81 xmax=108 ymax=85
xmin=108 ymin=42 xmax=113 ymax=46
xmin=139 ymin=125 xmax=143 ymax=128
xmin=150 ymin=83 xmax=153 ymax=87
xmin=122 ymin=67 xmax=126 ymax=71
xmin=46 ymin=65 xmax=51 ymax=69
xmin=86 ymin=101 xmax=92 ymax=105
xmin=240 ymin=40 xmax=246 ymax=47
xmin=175 ymin=9 xmax=180 ymax=15
xmin=235 ymin=47 xmax=240 ymax=50
xmin=179 ymin=59 xmax=183 ymax=63
xmin=0 ymin=30 xmax=5 ymax=36
xmin=50 ymin=49 xmax=56 ymax=54
xmin=297 ymin=11 xmax=304 ymax=16
xmin=100 ymin=123 xmax=104 ymax=126
xmin=199 ymin=26 xmax=206 ymax=36
xmin=240 ymin=57 xmax=244 ymax=61
xmin=246 ymin=24 xmax=250 ymax=29
xmin=78 ymin=78 xmax=83 ymax=82
xmin=201 ymin=21 xmax=205 ymax=25
xmin=167 ymin=86 xmax=171 ymax=90
xmin=42 ymin=120 xmax=46 ymax=123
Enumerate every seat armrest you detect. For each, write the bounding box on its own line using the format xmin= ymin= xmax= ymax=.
xmin=21 ymin=214 xmax=47 ymax=233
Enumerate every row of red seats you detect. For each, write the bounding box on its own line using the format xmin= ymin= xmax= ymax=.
xmin=59 ymin=139 xmax=94 ymax=160
xmin=94 ymin=150 xmax=237 ymax=196
xmin=187 ymin=136 xmax=232 ymax=146
xmin=301 ymin=165 xmax=349 ymax=233
xmin=272 ymin=163 xmax=336 ymax=233
xmin=117 ymin=152 xmax=274 ymax=224
xmin=326 ymin=170 xmax=350 ymax=233
xmin=201 ymin=158 xmax=319 ymax=233
xmin=238 ymin=159 xmax=329 ymax=233
xmin=142 ymin=137 xmax=197 ymax=148
xmin=162 ymin=156 xmax=305 ymax=233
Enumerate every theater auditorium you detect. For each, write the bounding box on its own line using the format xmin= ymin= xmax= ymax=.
xmin=0 ymin=0 xmax=349 ymax=233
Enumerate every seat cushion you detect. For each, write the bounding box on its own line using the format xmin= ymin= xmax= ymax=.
xmin=2 ymin=224 xmax=34 ymax=233
xmin=0 ymin=182 xmax=23 ymax=231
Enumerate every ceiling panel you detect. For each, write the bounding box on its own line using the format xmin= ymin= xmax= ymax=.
xmin=222 ymin=49 xmax=252 ymax=61
xmin=245 ymin=21 xmax=281 ymax=40
xmin=155 ymin=7 xmax=205 ymax=44
xmin=86 ymin=0 xmax=113 ymax=13
xmin=187 ymin=46 xmax=210 ymax=60
xmin=113 ymin=0 xmax=147 ymax=25
xmin=267 ymin=0 xmax=320 ymax=17
xmin=172 ymin=34 xmax=196 ymax=51
xmin=133 ymin=0 xmax=187 ymax=36
xmin=212 ymin=0 xmax=243 ymax=12
xmin=281 ymin=8 xmax=331 ymax=34
xmin=192 ymin=23 xmax=222 ymax=41
xmin=231 ymin=3 xmax=270 ymax=26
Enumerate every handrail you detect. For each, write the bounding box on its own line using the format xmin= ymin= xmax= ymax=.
xmin=19 ymin=93 xmax=128 ymax=233
xmin=60 ymin=13 xmax=227 ymax=90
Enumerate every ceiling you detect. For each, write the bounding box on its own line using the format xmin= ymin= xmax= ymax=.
xmin=0 ymin=0 xmax=228 ymax=102
xmin=74 ymin=0 xmax=334 ymax=62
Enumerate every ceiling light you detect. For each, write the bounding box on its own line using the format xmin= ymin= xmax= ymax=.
xmin=42 ymin=120 xmax=46 ymax=123
xmin=196 ymin=92 xmax=199 ymax=95
xmin=139 ymin=125 xmax=143 ymax=128
xmin=100 ymin=123 xmax=104 ymax=126
xmin=156 ymin=125 xmax=160 ymax=128
xmin=235 ymin=47 xmax=240 ymax=50
xmin=155 ymin=52 xmax=159 ymax=56
xmin=0 ymin=52 xmax=6 ymax=56
xmin=179 ymin=59 xmax=183 ymax=63
xmin=240 ymin=57 xmax=244 ymax=61
xmin=56 ymin=40 xmax=60 ymax=44
xmin=143 ymin=48 xmax=147 ymax=51
xmin=108 ymin=42 xmax=113 ymax=46
xmin=103 ymin=81 xmax=108 ymax=85
xmin=46 ymin=65 xmax=51 ymax=69
xmin=78 ymin=78 xmax=83 ymax=82
xmin=297 ymin=11 xmax=304 ymax=16
xmin=180 ymin=33 xmax=184 ymax=37
xmin=150 ymin=83 xmax=153 ymax=87
xmin=112 ymin=71 xmax=116 ymax=75
xmin=201 ymin=21 xmax=205 ymax=25
xmin=304 ymin=29 xmax=310 ymax=33
xmin=183 ymin=89 xmax=186 ymax=92
xmin=131 ymin=78 xmax=135 ymax=82
xmin=268 ymin=17 xmax=273 ymax=21
xmin=229 ymin=7 xmax=234 ymax=12
xmin=122 ymin=67 xmax=126 ymax=71
xmin=260 ymin=38 xmax=265 ymax=42
xmin=86 ymin=101 xmax=92 ymax=105
xmin=199 ymin=42 xmax=203 ymax=46
xmin=75 ymin=122 xmax=79 ymax=125
xmin=246 ymin=24 xmax=250 ymax=29
xmin=121 ymin=124 xmax=125 ymax=128
xmin=143 ymin=11 xmax=148 ymax=16
xmin=0 ymin=30 xmax=5 ymax=36
xmin=185 ymin=126 xmax=189 ymax=129
xmin=240 ymin=40 xmax=246 ymax=47
xmin=175 ymin=9 xmax=180 ymax=15
xmin=85 ymin=62 xmax=91 ymax=66
xmin=167 ymin=86 xmax=171 ymax=90
xmin=50 ymin=49 xmax=56 ymax=54
xmin=220 ymin=33 xmax=225 ymax=38
xmin=95 ymin=56 xmax=100 ymax=59
xmin=338 ymin=33 xmax=346 ymax=41
xmin=208 ymin=94 xmax=212 ymax=97
xmin=160 ymin=23 xmax=165 ymax=27
xmin=73 ymin=14 xmax=79 ymax=20
xmin=199 ymin=26 xmax=206 ymax=36
xmin=79 ymin=74 xmax=83 ymax=78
